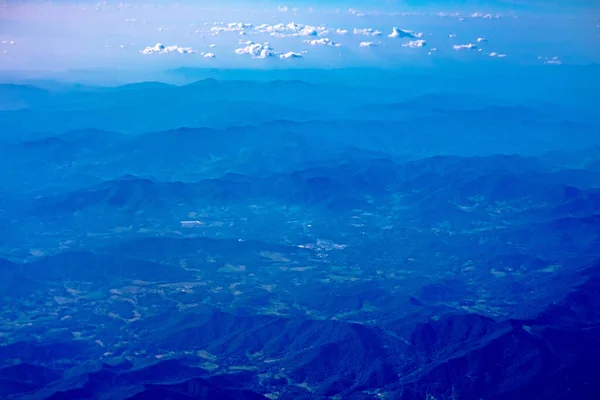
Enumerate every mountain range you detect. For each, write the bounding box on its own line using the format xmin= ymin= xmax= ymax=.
xmin=0 ymin=76 xmax=599 ymax=399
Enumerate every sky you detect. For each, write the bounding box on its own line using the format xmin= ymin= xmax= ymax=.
xmin=0 ymin=0 xmax=599 ymax=77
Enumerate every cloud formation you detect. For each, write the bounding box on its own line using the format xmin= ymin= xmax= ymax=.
xmin=211 ymin=22 xmax=253 ymax=35
xmin=203 ymin=53 xmax=216 ymax=58
xmin=402 ymin=39 xmax=427 ymax=48
xmin=353 ymin=28 xmax=382 ymax=37
xmin=235 ymin=41 xmax=276 ymax=58
xmin=303 ymin=38 xmax=341 ymax=47
xmin=540 ymin=56 xmax=561 ymax=65
xmin=234 ymin=41 xmax=303 ymax=60
xmin=470 ymin=13 xmax=501 ymax=19
xmin=140 ymin=43 xmax=194 ymax=55
xmin=348 ymin=8 xmax=366 ymax=17
xmin=453 ymin=43 xmax=477 ymax=51
xmin=255 ymin=22 xmax=329 ymax=38
xmin=359 ymin=41 xmax=377 ymax=48
xmin=280 ymin=51 xmax=303 ymax=59
xmin=388 ymin=27 xmax=423 ymax=39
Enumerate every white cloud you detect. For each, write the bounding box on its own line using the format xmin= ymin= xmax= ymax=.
xmin=204 ymin=53 xmax=216 ymax=58
xmin=209 ymin=44 xmax=216 ymax=48
xmin=211 ymin=23 xmax=253 ymax=34
xmin=234 ymin=41 xmax=302 ymax=60
xmin=255 ymin=22 xmax=329 ymax=38
xmin=359 ymin=41 xmax=377 ymax=48
xmin=471 ymin=13 xmax=501 ymax=19
xmin=402 ymin=39 xmax=427 ymax=48
xmin=234 ymin=41 xmax=276 ymax=58
xmin=349 ymin=8 xmax=366 ymax=17
xmin=542 ymin=56 xmax=561 ymax=65
xmin=280 ymin=51 xmax=303 ymax=59
xmin=388 ymin=27 xmax=423 ymax=39
xmin=278 ymin=5 xmax=289 ymax=12
xmin=477 ymin=37 xmax=487 ymax=42
xmin=453 ymin=43 xmax=477 ymax=51
xmin=353 ymin=28 xmax=382 ymax=37
xmin=303 ymin=38 xmax=342 ymax=47
xmin=140 ymin=43 xmax=194 ymax=55
xmin=229 ymin=22 xmax=253 ymax=29
xmin=336 ymin=28 xmax=349 ymax=35
xmin=449 ymin=33 xmax=457 ymax=38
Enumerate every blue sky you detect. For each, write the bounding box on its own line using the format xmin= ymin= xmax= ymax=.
xmin=0 ymin=0 xmax=598 ymax=73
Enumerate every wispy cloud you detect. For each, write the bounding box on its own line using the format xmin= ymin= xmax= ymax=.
xmin=348 ymin=8 xmax=366 ymax=17
xmin=540 ymin=56 xmax=561 ymax=65
xmin=470 ymin=13 xmax=501 ymax=19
